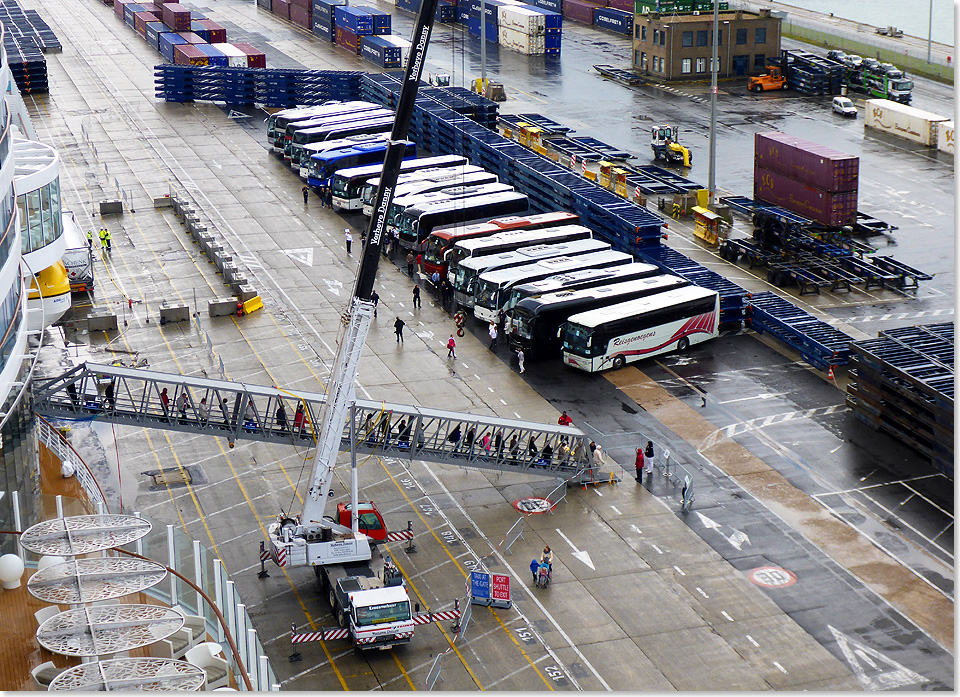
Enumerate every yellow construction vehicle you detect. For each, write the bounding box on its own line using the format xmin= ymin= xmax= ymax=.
xmin=471 ymin=77 xmax=506 ymax=101
xmin=748 ymin=65 xmax=786 ymax=91
xmin=650 ymin=125 xmax=692 ymax=168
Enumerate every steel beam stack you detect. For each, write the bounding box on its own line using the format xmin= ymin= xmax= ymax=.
xmin=0 ymin=0 xmax=60 ymax=94
xmin=154 ymin=66 xmax=364 ymax=106
xmin=847 ymin=323 xmax=954 ymax=476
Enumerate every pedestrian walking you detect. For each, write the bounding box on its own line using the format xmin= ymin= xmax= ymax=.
xmin=66 ymin=381 xmax=79 ymax=406
xmin=371 ymin=289 xmax=380 ymax=318
xmin=391 ymin=230 xmax=400 ymax=258
xmin=509 ymin=434 xmax=519 ymax=461
xmin=99 ymin=228 xmax=108 ymax=251
xmin=447 ymin=334 xmax=456 ymax=359
xmin=104 ymin=380 xmax=116 ymax=410
xmin=431 ymin=270 xmax=440 ymax=288
xmin=294 ymin=403 xmax=305 ymax=435
xmin=394 ymin=316 xmax=405 ymax=342
xmin=644 ymin=440 xmax=655 ymax=476
xmin=517 ymin=348 xmax=525 ymax=373
xmin=416 ymin=253 xmax=423 ymax=273
xmin=481 ymin=432 xmax=491 ymax=454
xmin=497 ymin=308 xmax=506 ymax=340
xmin=406 ymin=251 xmax=415 ymax=276
xmin=326 ymin=187 xmax=333 ymax=208
xmin=495 ymin=430 xmax=503 ymax=457
xmin=86 ymin=230 xmax=93 ymax=247
xmin=105 ymin=229 xmax=112 ymax=251
xmin=557 ymin=437 xmax=570 ymax=463
xmin=177 ymin=391 xmax=190 ymax=423
xmin=488 ymin=322 xmax=498 ymax=351
xmin=199 ymin=397 xmax=210 ymax=425
xmin=592 ymin=443 xmax=604 ymax=470
xmin=345 ymin=229 xmax=353 ymax=255
xmin=159 ymin=387 xmax=170 ymax=418
xmin=412 ymin=284 xmax=421 ymax=309
xmin=558 ymin=410 xmax=573 ymax=427
xmin=302 ymin=185 xmax=309 ymax=205
xmin=447 ymin=423 xmax=462 ymax=452
xmin=530 ymin=557 xmax=540 ymax=583
xmin=276 ymin=401 xmax=288 ymax=434
xmin=634 ymin=446 xmax=645 ymax=482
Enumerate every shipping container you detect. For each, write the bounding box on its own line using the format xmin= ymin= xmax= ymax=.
xmin=313 ymin=17 xmax=334 ymax=40
xmin=528 ymin=0 xmax=561 ymax=13
xmin=123 ymin=3 xmax=145 ymax=27
xmin=197 ymin=19 xmax=227 ymax=43
xmin=562 ymin=0 xmax=596 ymax=24
xmin=177 ymin=31 xmax=206 ymax=44
xmin=194 ymin=43 xmax=228 ymax=66
xmin=232 ymin=42 xmax=267 ymax=68
xmin=498 ymin=25 xmax=545 ymax=53
xmin=290 ymin=0 xmax=312 ymax=7
xmin=134 ymin=11 xmax=159 ymax=37
xmin=145 ymin=21 xmax=167 ymax=50
xmin=334 ymin=6 xmax=375 ymax=34
xmin=936 ymin=120 xmax=954 ymax=155
xmin=162 ymin=4 xmax=192 ymax=30
xmin=754 ymin=166 xmax=857 ymax=228
xmin=517 ymin=4 xmax=561 ymax=28
xmin=592 ymin=6 xmax=631 ymax=33
xmin=314 ymin=0 xmax=347 ymax=19
xmin=256 ymin=0 xmax=273 ymax=10
xmin=336 ymin=25 xmax=363 ymax=54
xmin=210 ymin=42 xmax=249 ymax=67
xmin=864 ymin=98 xmax=951 ymax=147
xmin=437 ymin=2 xmax=456 ymax=22
xmin=173 ymin=43 xmax=208 ymax=66
xmin=274 ymin=0 xmax=292 ymax=19
xmin=360 ymin=34 xmax=403 ymax=68
xmin=499 ymin=5 xmax=546 ymax=34
xmin=754 ymin=131 xmax=859 ymax=193
xmin=544 ymin=32 xmax=561 ymax=52
xmin=607 ymin=0 xmax=632 ymax=11
xmin=468 ymin=16 xmax=499 ymax=42
xmin=291 ymin=3 xmax=312 ymax=27
xmin=397 ymin=0 xmax=423 ymax=13
xmin=114 ymin=0 xmax=134 ymax=19
xmin=159 ymin=32 xmax=188 ymax=62
xmin=354 ymin=5 xmax=392 ymax=33
xmin=139 ymin=3 xmax=162 ymax=13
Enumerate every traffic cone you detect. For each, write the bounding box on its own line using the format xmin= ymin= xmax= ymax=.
xmin=827 ymin=366 xmax=835 ymax=381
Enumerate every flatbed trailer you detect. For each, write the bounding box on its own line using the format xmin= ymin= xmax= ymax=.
xmin=593 ymin=64 xmax=645 ymax=86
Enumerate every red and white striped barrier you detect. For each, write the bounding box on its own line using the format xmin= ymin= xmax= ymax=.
xmin=634 ymin=186 xmax=642 ymax=200
xmin=570 ymin=154 xmax=577 ymax=169
xmin=290 ymin=625 xmax=349 ymax=644
xmin=581 ymin=160 xmax=587 ymax=176
xmin=271 ymin=546 xmax=287 ymax=567
xmin=385 ymin=528 xmax=414 ymax=542
xmin=413 ymin=608 xmax=460 ymax=625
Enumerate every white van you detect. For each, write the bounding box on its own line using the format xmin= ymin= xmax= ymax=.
xmin=832 ymin=96 xmax=858 ymax=117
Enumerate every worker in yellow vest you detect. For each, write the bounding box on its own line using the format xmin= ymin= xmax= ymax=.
xmin=87 ymin=230 xmax=93 ymax=247
xmin=104 ymin=228 xmax=111 ymax=251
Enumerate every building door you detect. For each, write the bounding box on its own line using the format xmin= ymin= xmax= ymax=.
xmin=732 ymin=55 xmax=749 ymax=76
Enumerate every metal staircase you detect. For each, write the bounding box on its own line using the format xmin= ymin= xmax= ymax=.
xmin=33 ymin=363 xmax=597 ymax=481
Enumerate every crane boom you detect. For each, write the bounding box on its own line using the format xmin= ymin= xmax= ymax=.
xmin=276 ymin=0 xmax=441 ymax=560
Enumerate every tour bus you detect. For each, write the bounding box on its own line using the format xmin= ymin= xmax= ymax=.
xmin=422 ymin=211 xmax=580 ymax=282
xmin=375 ymin=169 xmax=496 ymax=222
xmin=267 ymin=102 xmax=380 ymax=149
xmin=445 ymin=225 xmax=592 ymax=286
xmin=297 ymin=134 xmax=391 ymax=179
xmin=502 ymin=262 xmax=659 ymax=332
xmin=279 ymin=106 xmax=390 ymax=155
xmin=473 ymin=249 xmax=632 ymax=323
xmin=329 ymin=154 xmax=468 ymax=211
xmin=285 ymin=114 xmax=395 ymax=165
xmin=562 ymin=286 xmax=720 ymax=372
xmin=509 ymin=274 xmax=690 ymax=360
xmin=361 ymin=164 xmax=483 ymax=216
xmin=453 ymin=237 xmax=610 ymax=309
xmin=307 ymin=140 xmax=416 ymax=190
xmin=396 ymin=192 xmax=529 ymax=256
xmin=392 ymin=183 xmax=515 ymax=245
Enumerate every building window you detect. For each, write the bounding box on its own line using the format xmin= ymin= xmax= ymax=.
xmin=696 ymin=29 xmax=708 ymax=46
xmin=696 ymin=57 xmax=707 ymax=73
xmin=641 ymin=52 xmax=647 ymax=69
xmin=634 ymin=49 xmax=641 ymax=65
xmin=754 ymin=53 xmax=766 ymax=69
xmin=681 ymin=58 xmax=692 ymax=74
xmin=660 ymin=29 xmax=666 ymax=45
xmin=682 ymin=30 xmax=693 ymax=47
xmin=716 ymin=30 xmax=722 ymax=45
xmin=736 ymin=27 xmax=747 ymax=44
xmin=653 ymin=29 xmax=659 ymax=44
xmin=755 ymin=27 xmax=766 ymax=44
xmin=641 ymin=25 xmax=646 ymax=40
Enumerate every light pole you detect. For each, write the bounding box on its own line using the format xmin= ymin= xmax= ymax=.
xmin=926 ymin=0 xmax=933 ymax=62
xmin=708 ymin=0 xmax=719 ymax=207
xmin=481 ymin=0 xmax=487 ymax=95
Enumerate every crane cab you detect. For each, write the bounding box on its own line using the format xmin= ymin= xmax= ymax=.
xmin=337 ymin=501 xmax=388 ymax=542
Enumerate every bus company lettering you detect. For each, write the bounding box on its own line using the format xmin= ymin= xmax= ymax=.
xmin=613 ymin=330 xmax=654 ymax=347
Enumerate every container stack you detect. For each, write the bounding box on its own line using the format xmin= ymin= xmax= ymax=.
xmin=847 ymin=323 xmax=954 ymax=477
xmin=360 ymin=34 xmax=410 ymax=68
xmin=775 ymin=49 xmax=844 ymax=96
xmin=312 ymin=0 xmax=346 ymax=41
xmin=455 ymin=0 xmax=560 ymax=55
xmin=592 ymin=6 xmax=631 ymax=34
xmin=864 ymin=99 xmax=951 ymax=148
xmin=0 ymin=0 xmax=61 ymax=93
xmin=289 ymin=0 xmax=313 ymax=29
xmin=754 ymin=131 xmax=858 ymax=228
xmin=334 ymin=6 xmax=373 ymax=55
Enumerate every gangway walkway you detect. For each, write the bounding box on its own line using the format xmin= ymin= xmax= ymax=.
xmin=33 ymin=363 xmax=596 ymax=480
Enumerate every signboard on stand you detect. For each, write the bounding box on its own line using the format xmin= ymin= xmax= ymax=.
xmin=469 ymin=570 xmax=512 ymax=608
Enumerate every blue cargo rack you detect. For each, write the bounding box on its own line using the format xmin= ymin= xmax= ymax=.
xmin=634 ymin=165 xmax=702 ymax=192
xmin=516 ymin=113 xmax=573 ymax=134
xmin=746 ymin=291 xmax=855 ymax=369
xmin=570 ymin=136 xmax=633 ymax=160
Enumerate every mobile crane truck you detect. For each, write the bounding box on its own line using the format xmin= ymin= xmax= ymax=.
xmin=268 ymin=0 xmax=460 ymax=652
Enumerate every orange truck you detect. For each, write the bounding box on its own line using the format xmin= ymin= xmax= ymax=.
xmin=748 ymin=66 xmax=786 ymax=92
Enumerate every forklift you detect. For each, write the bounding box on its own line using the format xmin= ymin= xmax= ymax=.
xmin=650 ymin=125 xmax=692 ymax=168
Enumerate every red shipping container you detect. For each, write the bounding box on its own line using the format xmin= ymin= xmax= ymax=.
xmin=232 ymin=42 xmax=267 ymax=68
xmin=197 ymin=19 xmax=226 ymax=43
xmin=290 ymin=4 xmax=312 ymax=27
xmin=139 ymin=3 xmax=162 ymax=13
xmin=177 ymin=31 xmax=206 ymax=44
xmin=173 ymin=44 xmax=209 ymax=65
xmin=754 ymin=166 xmax=858 ymax=228
xmin=290 ymin=0 xmax=312 ymax=7
xmin=755 ymin=132 xmax=859 ymax=193
xmin=335 ymin=26 xmax=362 ymax=54
xmin=563 ymin=0 xmax=598 ymax=24
xmin=114 ymin=0 xmax=135 ymax=18
xmin=606 ymin=0 xmax=633 ymax=11
xmin=273 ymin=0 xmax=292 ymax=19
xmin=134 ymin=11 xmax=159 ymax=36
xmin=162 ymin=4 xmax=192 ymax=30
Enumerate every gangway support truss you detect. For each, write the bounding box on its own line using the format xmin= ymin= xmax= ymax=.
xmin=33 ymin=363 xmax=596 ymax=480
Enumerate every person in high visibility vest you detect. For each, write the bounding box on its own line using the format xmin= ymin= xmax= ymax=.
xmin=99 ymin=228 xmax=107 ymax=250
xmin=104 ymin=228 xmax=111 ymax=251
xmin=87 ymin=230 xmax=93 ymax=247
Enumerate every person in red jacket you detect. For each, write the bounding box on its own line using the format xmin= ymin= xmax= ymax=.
xmin=635 ymin=447 xmax=645 ymax=482
xmin=557 ymin=411 xmax=573 ymax=427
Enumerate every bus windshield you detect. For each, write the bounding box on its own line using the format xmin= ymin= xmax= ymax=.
xmin=513 ymin=307 xmax=536 ymax=339
xmin=563 ymin=323 xmax=593 ymax=355
xmin=474 ymin=278 xmax=499 ymax=309
xmin=353 ymin=601 xmax=411 ymax=626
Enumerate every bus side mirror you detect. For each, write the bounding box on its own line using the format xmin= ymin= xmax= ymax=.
xmin=415 ymin=603 xmax=420 ymax=613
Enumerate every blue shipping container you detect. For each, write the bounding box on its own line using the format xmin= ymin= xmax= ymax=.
xmin=468 ymin=15 xmax=498 ymax=42
xmin=159 ymin=32 xmax=188 ymax=62
xmin=397 ymin=0 xmax=423 ymax=12
xmin=354 ymin=5 xmax=392 ymax=33
xmin=437 ymin=1 xmax=455 ymax=21
xmin=529 ymin=0 xmax=561 ymax=14
xmin=145 ymin=21 xmax=166 ymax=50
xmin=313 ymin=14 xmax=335 ymax=39
xmin=456 ymin=2 xmax=471 ymax=22
xmin=467 ymin=0 xmax=509 ymax=23
xmin=313 ymin=0 xmax=346 ymax=19
xmin=544 ymin=33 xmax=561 ymax=48
xmin=592 ymin=6 xmax=632 ymax=34
xmin=334 ymin=6 xmax=374 ymax=34
xmin=195 ymin=43 xmax=229 ymax=66
xmin=517 ymin=3 xmax=562 ymax=28
xmin=360 ymin=35 xmax=402 ymax=68
xmin=124 ymin=3 xmax=145 ymax=27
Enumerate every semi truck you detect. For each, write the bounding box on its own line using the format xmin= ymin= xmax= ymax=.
xmin=61 ymin=211 xmax=95 ymax=293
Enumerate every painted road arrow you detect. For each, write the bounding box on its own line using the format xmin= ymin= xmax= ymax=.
xmin=555 ymin=529 xmax=594 ymax=570
xmin=696 ymin=512 xmax=751 ymax=551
